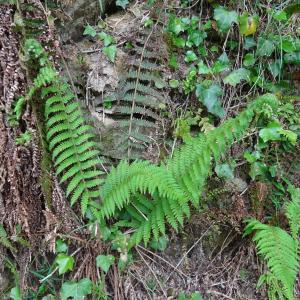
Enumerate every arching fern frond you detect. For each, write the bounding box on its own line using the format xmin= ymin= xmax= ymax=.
xmin=25 ymin=39 xmax=104 ymax=215
xmin=97 ymin=93 xmax=278 ymax=246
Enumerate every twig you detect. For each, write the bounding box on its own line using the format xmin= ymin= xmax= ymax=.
xmin=137 ymin=245 xmax=188 ymax=278
xmin=207 ymin=289 xmax=235 ymax=300
xmin=136 ymin=247 xmax=168 ymax=298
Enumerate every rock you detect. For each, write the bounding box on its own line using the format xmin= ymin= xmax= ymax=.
xmin=59 ymin=0 xmax=114 ymax=41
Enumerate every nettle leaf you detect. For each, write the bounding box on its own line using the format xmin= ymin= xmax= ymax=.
xmin=239 ymin=12 xmax=259 ymax=36
xmin=103 ymin=45 xmax=117 ymax=63
xmin=223 ymin=68 xmax=250 ymax=86
xmin=83 ymin=25 xmax=97 ymax=37
xmin=96 ymin=254 xmax=115 ymax=273
xmin=281 ymin=37 xmax=297 ymax=53
xmin=256 ymin=37 xmax=275 ymax=57
xmin=60 ymin=278 xmax=92 ymax=300
xmin=196 ymin=83 xmax=225 ymax=118
xmin=214 ymin=6 xmax=238 ymax=33
xmin=243 ymin=53 xmax=255 ymax=67
xmin=284 ymin=51 xmax=300 ymax=65
xmin=55 ymin=253 xmax=74 ymax=275
xmin=116 ymin=0 xmax=129 ymax=9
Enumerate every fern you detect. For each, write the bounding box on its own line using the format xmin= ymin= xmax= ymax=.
xmin=96 ymin=93 xmax=278 ymax=246
xmin=0 ymin=225 xmax=15 ymax=252
xmin=24 ymin=39 xmax=103 ymax=214
xmin=244 ymin=186 xmax=300 ymax=300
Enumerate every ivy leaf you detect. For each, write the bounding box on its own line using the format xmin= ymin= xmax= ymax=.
xmin=273 ymin=10 xmax=288 ymax=22
xmin=83 ymin=25 xmax=96 ymax=37
xmin=197 ymin=60 xmax=211 ymax=74
xmin=212 ymin=52 xmax=230 ymax=73
xmin=259 ymin=122 xmax=282 ymax=143
xmin=169 ymin=79 xmax=179 ymax=88
xmin=116 ymin=0 xmax=129 ymax=9
xmin=10 ymin=287 xmax=21 ymax=300
xmin=256 ymin=37 xmax=275 ymax=57
xmin=243 ymin=53 xmax=255 ymax=67
xmin=214 ymin=7 xmax=238 ymax=33
xmin=244 ymin=37 xmax=256 ymax=50
xmin=223 ymin=68 xmax=250 ymax=86
xmin=215 ymin=163 xmax=234 ymax=180
xmin=55 ymin=253 xmax=74 ymax=275
xmin=184 ymin=50 xmax=197 ymax=62
xmin=187 ymin=30 xmax=207 ymax=47
xmin=96 ymin=255 xmax=115 ymax=273
xmin=55 ymin=239 xmax=68 ymax=253
xmin=60 ymin=278 xmax=92 ymax=300
xmin=98 ymin=31 xmax=114 ymax=47
xmin=167 ymin=15 xmax=185 ymax=35
xmin=196 ymin=83 xmax=225 ymax=118
xmin=239 ymin=12 xmax=259 ymax=36
xmin=103 ymin=45 xmax=117 ymax=63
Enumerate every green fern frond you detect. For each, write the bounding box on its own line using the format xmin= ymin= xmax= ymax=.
xmin=244 ymin=219 xmax=299 ymax=300
xmin=97 ymin=93 xmax=278 ymax=246
xmin=0 ymin=225 xmax=15 ymax=252
xmin=25 ymin=40 xmax=103 ymax=215
xmin=286 ymin=187 xmax=300 ymax=240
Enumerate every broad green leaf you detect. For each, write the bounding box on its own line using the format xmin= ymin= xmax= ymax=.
xmin=173 ymin=36 xmax=185 ymax=48
xmin=83 ymin=25 xmax=96 ymax=37
xmin=184 ymin=50 xmax=197 ymax=62
xmin=55 ymin=239 xmax=68 ymax=253
xmin=103 ymin=45 xmax=117 ymax=63
xmin=167 ymin=15 xmax=185 ymax=35
xmin=169 ymin=79 xmax=179 ymax=88
xmin=249 ymin=162 xmax=268 ymax=180
xmin=150 ymin=235 xmax=169 ymax=251
xmin=96 ymin=254 xmax=115 ymax=273
xmin=215 ymin=163 xmax=234 ymax=180
xmin=243 ymin=53 xmax=255 ymax=67
xmin=10 ymin=287 xmax=21 ymax=300
xmin=60 ymin=278 xmax=92 ymax=300
xmin=223 ymin=68 xmax=250 ymax=86
xmin=55 ymin=253 xmax=74 ymax=275
xmin=278 ymin=129 xmax=297 ymax=144
xmin=196 ymin=83 xmax=225 ymax=118
xmin=169 ymin=55 xmax=178 ymax=69
xmin=197 ymin=60 xmax=211 ymax=74
xmin=259 ymin=122 xmax=282 ymax=142
xmin=214 ymin=7 xmax=238 ymax=33
xmin=284 ymin=51 xmax=300 ymax=65
xmin=256 ymin=37 xmax=275 ymax=57
xmin=244 ymin=37 xmax=256 ymax=50
xmin=98 ymin=31 xmax=114 ymax=47
xmin=116 ymin=0 xmax=129 ymax=9
xmin=187 ymin=31 xmax=207 ymax=47
xmin=281 ymin=37 xmax=297 ymax=53
xmin=212 ymin=52 xmax=230 ymax=73
xmin=268 ymin=59 xmax=282 ymax=78
xmin=273 ymin=10 xmax=288 ymax=21
xmin=239 ymin=12 xmax=259 ymax=36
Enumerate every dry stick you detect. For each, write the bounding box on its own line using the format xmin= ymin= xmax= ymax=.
xmin=136 ymin=245 xmax=188 ymax=278
xmin=207 ymin=289 xmax=236 ymax=300
xmin=165 ymin=224 xmax=215 ymax=282
xmin=136 ymin=247 xmax=168 ymax=298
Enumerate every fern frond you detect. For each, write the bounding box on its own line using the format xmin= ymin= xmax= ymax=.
xmin=286 ymin=187 xmax=300 ymax=240
xmin=25 ymin=40 xmax=104 ymax=215
xmin=244 ymin=219 xmax=299 ymax=300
